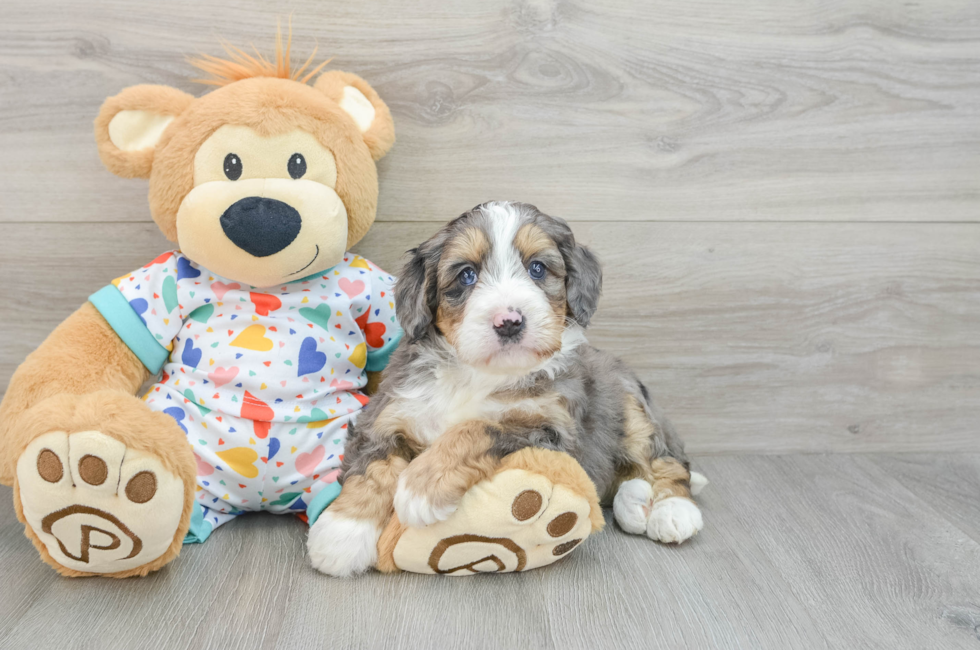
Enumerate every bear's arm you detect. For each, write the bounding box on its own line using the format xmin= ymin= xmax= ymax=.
xmin=0 ymin=302 xmax=150 ymax=484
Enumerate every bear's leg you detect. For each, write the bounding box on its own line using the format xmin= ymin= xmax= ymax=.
xmin=12 ymin=391 xmax=195 ymax=577
xmin=376 ymin=448 xmax=603 ymax=575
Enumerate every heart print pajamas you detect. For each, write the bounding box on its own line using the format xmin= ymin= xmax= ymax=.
xmin=89 ymin=251 xmax=401 ymax=542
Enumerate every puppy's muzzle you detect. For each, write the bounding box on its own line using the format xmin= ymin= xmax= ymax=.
xmin=220 ymin=196 xmax=302 ymax=257
xmin=493 ymin=309 xmax=525 ymax=341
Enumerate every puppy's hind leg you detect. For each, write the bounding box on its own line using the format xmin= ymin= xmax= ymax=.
xmin=643 ymin=457 xmax=703 ymax=544
xmin=613 ymin=458 xmax=703 ymax=544
xmin=611 ymin=395 xmax=703 ymax=544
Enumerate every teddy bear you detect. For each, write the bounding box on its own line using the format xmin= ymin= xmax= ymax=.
xmin=0 ymin=31 xmax=604 ymax=578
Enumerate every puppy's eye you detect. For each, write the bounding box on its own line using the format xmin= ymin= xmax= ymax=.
xmin=224 ymin=153 xmax=242 ymax=181
xmin=288 ymin=153 xmax=307 ymax=179
xmin=458 ymin=267 xmax=478 ymax=286
xmin=528 ymin=261 xmax=546 ymax=280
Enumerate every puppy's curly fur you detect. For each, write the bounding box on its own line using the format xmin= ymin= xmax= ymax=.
xmin=330 ymin=201 xmax=704 ymax=556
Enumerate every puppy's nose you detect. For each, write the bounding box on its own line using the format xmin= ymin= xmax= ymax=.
xmin=220 ymin=197 xmax=302 ymax=257
xmin=493 ymin=310 xmax=525 ymax=340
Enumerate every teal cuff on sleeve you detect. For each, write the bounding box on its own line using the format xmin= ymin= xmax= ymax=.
xmin=365 ymin=326 xmax=403 ymax=372
xmin=306 ymin=481 xmax=342 ymax=526
xmin=183 ymin=501 xmax=213 ymax=544
xmin=89 ymin=284 xmax=171 ymax=374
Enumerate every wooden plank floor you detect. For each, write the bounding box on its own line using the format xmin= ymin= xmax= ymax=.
xmin=0 ymin=454 xmax=977 ymax=650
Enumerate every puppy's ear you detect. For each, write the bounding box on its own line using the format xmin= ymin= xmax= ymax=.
xmin=94 ymin=85 xmax=195 ymax=179
xmin=395 ymin=242 xmax=439 ymax=342
xmin=565 ymin=242 xmax=603 ymax=327
xmin=537 ymin=210 xmax=603 ymax=328
xmin=315 ymin=70 xmax=395 ymax=161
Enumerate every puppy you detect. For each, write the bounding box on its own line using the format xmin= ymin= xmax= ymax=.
xmin=309 ymin=201 xmax=705 ymax=576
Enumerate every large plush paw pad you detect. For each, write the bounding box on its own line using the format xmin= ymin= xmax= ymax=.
xmin=16 ymin=431 xmax=185 ymax=574
xmin=646 ymin=497 xmax=703 ymax=544
xmin=390 ymin=468 xmax=595 ymax=575
xmin=308 ymin=511 xmax=380 ymax=577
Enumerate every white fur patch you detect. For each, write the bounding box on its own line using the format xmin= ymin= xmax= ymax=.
xmin=339 ymin=86 xmax=376 ymax=132
xmin=689 ymin=471 xmax=709 ymax=496
xmin=394 ymin=475 xmax=458 ymax=528
xmin=307 ymin=511 xmax=380 ymax=577
xmin=646 ymin=497 xmax=703 ymax=544
xmin=390 ymin=327 xmax=588 ymax=445
xmin=613 ymin=478 xmax=654 ymax=535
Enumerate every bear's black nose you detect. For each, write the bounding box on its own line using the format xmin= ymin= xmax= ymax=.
xmin=219 ymin=197 xmax=302 ymax=257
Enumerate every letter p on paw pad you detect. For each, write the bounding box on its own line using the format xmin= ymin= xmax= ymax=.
xmin=15 ymin=431 xmax=186 ymax=575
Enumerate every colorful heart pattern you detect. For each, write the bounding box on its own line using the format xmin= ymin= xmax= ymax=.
xmin=216 ymin=447 xmax=259 ymax=478
xmin=118 ymin=250 xmax=400 ymax=527
xmin=208 ymin=366 xmax=239 ymax=387
xmin=295 ymin=445 xmax=325 ymax=477
xmin=299 ymin=303 xmax=332 ymax=331
xmin=297 ymin=337 xmax=327 ymax=376
xmin=231 ymin=324 xmax=274 ymax=352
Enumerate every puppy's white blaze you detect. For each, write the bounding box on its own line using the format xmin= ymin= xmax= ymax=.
xmin=454 ymin=202 xmax=559 ymax=371
xmin=484 ymin=201 xmax=523 ymax=278
xmin=646 ymin=497 xmax=703 ymax=544
xmin=613 ymin=478 xmax=654 ymax=535
xmin=394 ymin=475 xmax=458 ymax=528
xmin=307 ymin=511 xmax=380 ymax=577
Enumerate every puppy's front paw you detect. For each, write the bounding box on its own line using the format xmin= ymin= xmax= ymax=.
xmin=646 ymin=497 xmax=703 ymax=544
xmin=307 ymin=511 xmax=379 ymax=577
xmin=393 ymin=472 xmax=459 ymax=528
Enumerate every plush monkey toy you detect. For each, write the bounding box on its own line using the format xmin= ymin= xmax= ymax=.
xmin=0 ymin=33 xmax=603 ymax=578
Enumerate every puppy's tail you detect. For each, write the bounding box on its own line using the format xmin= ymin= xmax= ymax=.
xmin=689 ymin=471 xmax=709 ymax=496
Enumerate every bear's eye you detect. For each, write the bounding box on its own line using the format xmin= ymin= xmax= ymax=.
xmin=288 ymin=153 xmax=307 ymax=179
xmin=223 ymin=153 xmax=242 ymax=181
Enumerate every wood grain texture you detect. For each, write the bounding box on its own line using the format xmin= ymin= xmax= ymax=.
xmin=2 ymin=220 xmax=977 ymax=453
xmin=1 ymin=454 xmax=979 ymax=649
xmin=868 ymin=453 xmax=980 ymax=545
xmin=1 ymin=2 xmax=978 ymax=648
xmin=0 ymin=0 xmax=979 ymax=224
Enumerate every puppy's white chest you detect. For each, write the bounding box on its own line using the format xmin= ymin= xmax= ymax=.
xmin=411 ymin=370 xmax=509 ymax=444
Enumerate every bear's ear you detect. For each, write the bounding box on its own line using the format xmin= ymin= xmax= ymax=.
xmin=314 ymin=71 xmax=395 ymax=161
xmin=94 ymin=85 xmax=195 ymax=179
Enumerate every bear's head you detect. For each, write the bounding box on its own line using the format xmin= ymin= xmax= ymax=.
xmin=94 ymin=35 xmax=394 ymax=288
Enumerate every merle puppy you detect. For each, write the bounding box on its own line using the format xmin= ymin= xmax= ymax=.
xmin=308 ymin=201 xmax=705 ymax=576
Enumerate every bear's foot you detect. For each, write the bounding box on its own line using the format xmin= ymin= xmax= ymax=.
xmin=16 ymin=430 xmax=187 ymax=576
xmin=378 ymin=448 xmax=603 ymax=575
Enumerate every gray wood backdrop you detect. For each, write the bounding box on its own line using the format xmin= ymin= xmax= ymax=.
xmin=0 ymin=0 xmax=978 ymax=455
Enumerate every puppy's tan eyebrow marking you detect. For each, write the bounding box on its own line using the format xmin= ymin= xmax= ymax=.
xmin=514 ymin=223 xmax=562 ymax=268
xmin=446 ymin=227 xmax=490 ymax=263
xmin=439 ymin=227 xmax=491 ymax=285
